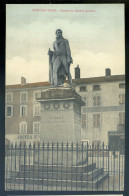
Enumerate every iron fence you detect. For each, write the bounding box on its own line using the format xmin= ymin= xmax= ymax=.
xmin=5 ymin=142 xmax=124 ymax=191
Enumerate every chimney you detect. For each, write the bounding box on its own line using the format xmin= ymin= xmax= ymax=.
xmin=105 ymin=68 xmax=111 ymax=77
xmin=21 ymin=77 xmax=26 ymax=85
xmin=75 ymin=65 xmax=80 ymax=79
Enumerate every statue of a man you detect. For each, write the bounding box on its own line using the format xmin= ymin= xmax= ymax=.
xmin=48 ymin=29 xmax=73 ymax=86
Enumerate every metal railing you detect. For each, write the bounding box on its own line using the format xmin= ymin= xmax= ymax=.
xmin=5 ymin=142 xmax=124 ymax=191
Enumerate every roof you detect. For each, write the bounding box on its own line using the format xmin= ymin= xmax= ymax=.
xmin=6 ymin=75 xmax=125 ymax=90
xmin=73 ymin=75 xmax=125 ymax=84
xmin=6 ymin=81 xmax=50 ymax=89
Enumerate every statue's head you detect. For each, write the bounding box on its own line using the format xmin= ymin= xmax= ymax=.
xmin=55 ymin=29 xmax=62 ymax=38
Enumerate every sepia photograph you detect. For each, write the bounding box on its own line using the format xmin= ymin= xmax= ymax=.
xmin=5 ymin=4 xmax=125 ymax=191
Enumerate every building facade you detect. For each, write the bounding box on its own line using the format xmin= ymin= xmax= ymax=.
xmin=5 ymin=68 xmax=125 ymax=145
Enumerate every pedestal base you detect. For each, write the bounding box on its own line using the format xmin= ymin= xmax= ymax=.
xmin=38 ymin=86 xmax=85 ymax=143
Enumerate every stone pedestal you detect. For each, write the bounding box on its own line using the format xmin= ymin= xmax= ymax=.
xmin=38 ymin=86 xmax=85 ymax=143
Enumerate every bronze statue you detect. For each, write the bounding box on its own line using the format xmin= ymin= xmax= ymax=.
xmin=48 ymin=29 xmax=73 ymax=86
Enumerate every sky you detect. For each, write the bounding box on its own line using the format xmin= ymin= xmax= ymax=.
xmin=6 ymin=4 xmax=125 ymax=85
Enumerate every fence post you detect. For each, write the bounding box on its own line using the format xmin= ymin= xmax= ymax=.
xmin=76 ymin=142 xmax=78 ymax=191
xmin=52 ymin=142 xmax=54 ymax=190
xmin=102 ymin=142 xmax=104 ymax=191
xmin=66 ymin=142 xmax=68 ymax=191
xmin=38 ymin=142 xmax=40 ymax=188
xmin=61 ymin=142 xmax=63 ymax=191
xmin=23 ymin=142 xmax=26 ymax=191
xmin=47 ymin=142 xmax=49 ymax=191
xmin=14 ymin=142 xmax=17 ymax=190
xmin=86 ymin=142 xmax=89 ymax=190
xmin=113 ymin=145 xmax=115 ymax=191
xmin=10 ymin=143 xmax=13 ymax=190
xmin=81 ymin=142 xmax=83 ymax=191
xmin=92 ymin=144 xmax=94 ymax=191
xmin=107 ymin=144 xmax=109 ymax=191
xmin=18 ymin=142 xmax=21 ymax=190
xmin=29 ymin=142 xmax=31 ymax=188
xmin=42 ymin=142 xmax=44 ymax=190
xmin=33 ymin=142 xmax=35 ymax=191
xmin=71 ymin=142 xmax=73 ymax=190
xmin=119 ymin=149 xmax=120 ymax=191
xmin=56 ymin=142 xmax=58 ymax=191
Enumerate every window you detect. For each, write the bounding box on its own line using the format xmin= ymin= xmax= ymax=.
xmin=6 ymin=93 xmax=13 ymax=102
xmin=82 ymin=114 xmax=86 ymax=129
xmin=33 ymin=104 xmax=40 ymax=116
xmin=119 ymin=112 xmax=125 ymax=125
xmin=20 ymin=105 xmax=27 ymax=117
xmin=93 ymin=85 xmax=101 ymax=91
xmin=6 ymin=106 xmax=13 ymax=117
xmin=33 ymin=122 xmax=40 ymax=133
xmin=33 ymin=91 xmax=41 ymax=101
xmin=119 ymin=83 xmax=125 ymax=88
xmin=119 ymin=94 xmax=125 ymax=104
xmin=80 ymin=86 xmax=86 ymax=92
xmin=93 ymin=96 xmax=101 ymax=106
xmin=20 ymin=92 xmax=28 ymax=102
xmin=19 ymin=122 xmax=27 ymax=134
xmin=93 ymin=114 xmax=100 ymax=127
xmin=92 ymin=140 xmax=101 ymax=147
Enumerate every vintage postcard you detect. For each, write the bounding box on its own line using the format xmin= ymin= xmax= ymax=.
xmin=5 ymin=4 xmax=125 ymax=192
